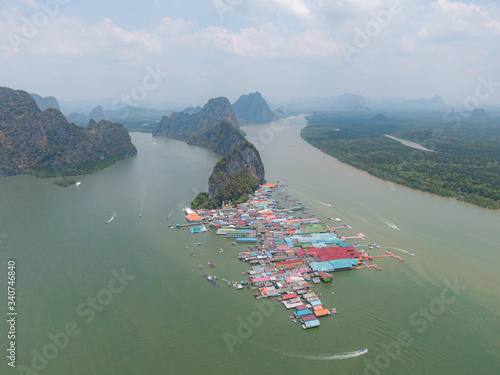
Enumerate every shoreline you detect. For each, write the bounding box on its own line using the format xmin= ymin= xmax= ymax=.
xmin=299 ymin=131 xmax=500 ymax=211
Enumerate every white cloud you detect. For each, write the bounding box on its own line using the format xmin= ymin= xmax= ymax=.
xmin=270 ymin=0 xmax=312 ymax=20
xmin=0 ymin=0 xmax=499 ymax=105
xmin=431 ymin=0 xmax=500 ymax=34
xmin=196 ymin=23 xmax=340 ymax=58
xmin=94 ymin=18 xmax=162 ymax=53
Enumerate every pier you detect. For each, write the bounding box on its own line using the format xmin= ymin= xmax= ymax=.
xmin=340 ymin=232 xmax=366 ymax=240
xmin=369 ymin=253 xmax=404 ymax=261
xmin=355 ymin=264 xmax=382 ymax=271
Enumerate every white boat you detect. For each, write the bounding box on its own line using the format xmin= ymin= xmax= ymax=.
xmin=75 ymin=182 xmax=81 ymax=186
xmin=334 ymin=218 xmax=341 ymax=222
xmin=357 ymin=349 xmax=368 ymax=355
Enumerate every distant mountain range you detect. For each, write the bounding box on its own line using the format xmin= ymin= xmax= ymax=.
xmin=0 ymin=87 xmax=137 ymax=177
xmin=469 ymin=108 xmax=488 ymax=119
xmin=181 ymin=106 xmax=202 ymax=115
xmin=66 ymin=105 xmax=104 ymax=125
xmin=331 ymin=93 xmax=371 ymax=112
xmin=393 ymin=95 xmax=447 ymax=110
xmin=30 ymin=93 xmax=60 ymax=111
xmin=33 ymin=91 xmax=469 ymax=125
xmin=287 ymin=93 xmax=449 ymax=112
xmin=65 ymin=105 xmax=169 ymax=129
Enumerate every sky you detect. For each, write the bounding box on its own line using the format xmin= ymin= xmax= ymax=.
xmin=1 ymin=0 xmax=500 ymax=109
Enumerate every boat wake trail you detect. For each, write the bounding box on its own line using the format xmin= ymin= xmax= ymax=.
xmin=387 ymin=247 xmax=414 ymax=255
xmin=316 ymin=200 xmax=332 ymax=207
xmin=275 ymin=349 xmax=367 ymax=360
xmin=378 ymin=217 xmax=400 ymax=231
xmin=105 ymin=212 xmax=117 ymax=224
xmin=167 ymin=210 xmax=174 ymax=218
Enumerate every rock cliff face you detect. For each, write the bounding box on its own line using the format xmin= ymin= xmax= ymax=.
xmin=208 ymin=140 xmax=265 ymax=202
xmin=30 ymin=93 xmax=60 ymax=111
xmin=86 ymin=119 xmax=137 ymax=159
xmin=153 ymin=97 xmax=241 ymax=143
xmin=0 ymin=87 xmax=136 ymax=177
xmin=232 ymin=92 xmax=276 ymax=124
xmin=187 ymin=120 xmax=245 ymax=155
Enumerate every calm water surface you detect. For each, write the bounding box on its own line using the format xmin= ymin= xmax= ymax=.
xmin=0 ymin=116 xmax=499 ymax=374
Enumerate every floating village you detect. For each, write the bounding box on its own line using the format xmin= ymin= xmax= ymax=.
xmin=177 ymin=183 xmax=408 ymax=331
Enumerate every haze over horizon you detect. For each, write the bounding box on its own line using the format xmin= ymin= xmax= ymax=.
xmin=1 ymin=0 xmax=500 ymax=108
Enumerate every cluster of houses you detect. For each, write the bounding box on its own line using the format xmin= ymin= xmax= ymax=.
xmin=186 ymin=183 xmax=372 ymax=330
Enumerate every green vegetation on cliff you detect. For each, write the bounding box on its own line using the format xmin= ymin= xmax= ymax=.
xmin=192 ymin=140 xmax=265 ymax=209
xmin=192 ymin=170 xmax=259 ymax=209
xmin=301 ymin=111 xmax=500 ymax=209
xmin=191 ymin=192 xmax=209 ymax=209
xmin=30 ymin=155 xmax=123 ymax=178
